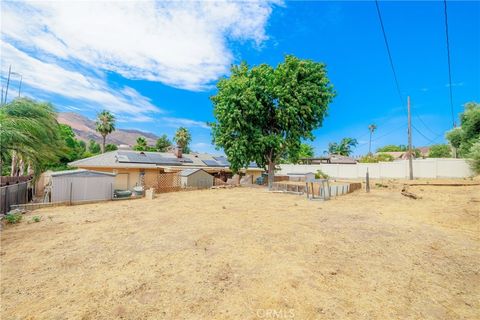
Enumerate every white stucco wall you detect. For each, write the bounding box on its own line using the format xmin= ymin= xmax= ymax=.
xmin=278 ymin=159 xmax=473 ymax=179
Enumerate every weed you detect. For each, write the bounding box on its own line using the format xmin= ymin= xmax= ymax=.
xmin=5 ymin=213 xmax=22 ymax=224
xmin=32 ymin=216 xmax=41 ymax=223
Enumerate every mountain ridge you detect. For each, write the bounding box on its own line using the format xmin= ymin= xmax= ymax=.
xmin=57 ymin=112 xmax=158 ymax=146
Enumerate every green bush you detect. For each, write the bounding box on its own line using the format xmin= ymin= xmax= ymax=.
xmin=428 ymin=144 xmax=452 ymax=158
xmin=32 ymin=216 xmax=41 ymax=223
xmin=467 ymin=140 xmax=480 ymax=174
xmin=315 ymin=170 xmax=329 ymax=179
xmin=5 ymin=213 xmax=22 ymax=224
xmin=358 ymin=153 xmax=394 ymax=163
xmin=376 ymin=153 xmax=395 ymax=162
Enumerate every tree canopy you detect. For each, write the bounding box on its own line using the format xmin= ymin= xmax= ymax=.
xmin=0 ymin=98 xmax=64 ymax=177
xmin=376 ymin=144 xmax=408 ymax=152
xmin=328 ymin=138 xmax=358 ymax=156
xmin=428 ymin=144 xmax=452 ymax=158
xmin=156 ymin=134 xmax=172 ymax=152
xmin=446 ymin=102 xmax=480 ymax=157
xmin=211 ymin=55 xmax=335 ymax=188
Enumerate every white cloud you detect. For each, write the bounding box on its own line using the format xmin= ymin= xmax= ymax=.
xmin=2 ymin=0 xmax=279 ymax=91
xmin=1 ymin=41 xmax=159 ymax=120
xmin=159 ymin=116 xmax=209 ymax=129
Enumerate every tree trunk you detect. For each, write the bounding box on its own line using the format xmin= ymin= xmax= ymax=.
xmin=368 ymin=131 xmax=372 ymax=155
xmin=11 ymin=150 xmax=18 ymax=176
xmin=267 ymin=160 xmax=275 ymax=190
xmin=102 ymin=135 xmax=106 ymax=154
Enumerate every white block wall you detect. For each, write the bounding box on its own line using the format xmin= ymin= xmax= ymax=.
xmin=278 ymin=159 xmax=473 ymax=179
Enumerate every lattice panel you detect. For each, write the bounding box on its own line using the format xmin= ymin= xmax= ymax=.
xmin=156 ymin=173 xmax=181 ymax=193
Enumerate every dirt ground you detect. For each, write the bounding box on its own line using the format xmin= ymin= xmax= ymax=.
xmin=1 ymin=180 xmax=479 ymax=319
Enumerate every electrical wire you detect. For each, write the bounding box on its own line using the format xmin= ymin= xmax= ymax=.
xmin=443 ymin=0 xmax=456 ymax=128
xmin=375 ymin=0 xmax=404 ymax=105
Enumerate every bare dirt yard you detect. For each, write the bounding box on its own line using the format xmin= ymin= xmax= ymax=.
xmin=1 ymin=180 xmax=479 ymax=319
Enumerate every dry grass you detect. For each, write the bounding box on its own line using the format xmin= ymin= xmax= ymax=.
xmin=1 ymin=181 xmax=479 ymax=319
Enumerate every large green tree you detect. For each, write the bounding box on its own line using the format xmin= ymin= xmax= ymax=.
xmin=95 ymin=110 xmax=116 ymax=153
xmin=173 ymin=127 xmax=191 ymax=154
xmin=211 ymin=55 xmax=335 ymax=189
xmin=328 ymin=138 xmax=358 ymax=156
xmin=446 ymin=102 xmax=480 ymax=158
xmin=156 ymin=134 xmax=172 ymax=152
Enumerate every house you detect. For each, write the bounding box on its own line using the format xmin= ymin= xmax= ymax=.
xmin=299 ymin=154 xmax=357 ymax=165
xmin=69 ymin=148 xmax=263 ymax=190
xmin=179 ymin=169 xmax=214 ymax=189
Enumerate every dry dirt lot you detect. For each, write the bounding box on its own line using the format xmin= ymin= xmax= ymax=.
xmin=1 ymin=180 xmax=479 ymax=319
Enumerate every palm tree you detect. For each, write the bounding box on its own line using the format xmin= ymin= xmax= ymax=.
xmin=0 ymin=98 xmax=63 ymax=178
xmin=368 ymin=124 xmax=377 ymax=155
xmin=328 ymin=138 xmax=358 ymax=156
xmin=133 ymin=136 xmax=148 ymax=151
xmin=173 ymin=127 xmax=191 ymax=153
xmin=95 ymin=110 xmax=115 ymax=153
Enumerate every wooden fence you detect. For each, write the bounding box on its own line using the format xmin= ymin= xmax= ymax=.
xmin=0 ymin=181 xmax=30 ymax=214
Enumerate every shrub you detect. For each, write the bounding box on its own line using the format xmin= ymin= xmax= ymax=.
xmin=32 ymin=216 xmax=41 ymax=223
xmin=5 ymin=213 xmax=22 ymax=224
xmin=428 ymin=144 xmax=452 ymax=158
xmin=467 ymin=140 xmax=480 ymax=174
xmin=376 ymin=153 xmax=394 ymax=162
xmin=358 ymin=153 xmax=394 ymax=163
xmin=315 ymin=170 xmax=329 ymax=179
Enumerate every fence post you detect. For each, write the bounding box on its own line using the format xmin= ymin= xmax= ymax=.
xmin=5 ymin=185 xmax=9 ymax=214
xmin=69 ymin=182 xmax=73 ymax=205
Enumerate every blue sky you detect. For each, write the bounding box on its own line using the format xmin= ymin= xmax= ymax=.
xmin=1 ymin=1 xmax=479 ymax=155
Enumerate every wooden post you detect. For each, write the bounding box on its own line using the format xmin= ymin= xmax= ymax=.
xmin=366 ymin=168 xmax=370 ymax=193
xmin=69 ymin=182 xmax=73 ymax=205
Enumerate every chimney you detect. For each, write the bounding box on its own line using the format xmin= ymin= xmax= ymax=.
xmin=174 ymin=145 xmax=182 ymax=158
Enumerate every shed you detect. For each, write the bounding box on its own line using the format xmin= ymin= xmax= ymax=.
xmin=49 ymin=169 xmax=116 ymax=203
xmin=178 ymin=169 xmax=213 ymax=189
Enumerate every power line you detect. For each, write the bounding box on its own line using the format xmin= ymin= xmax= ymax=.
xmin=375 ymin=0 xmax=404 ymax=105
xmin=443 ymin=0 xmax=455 ymax=128
xmin=375 ymin=1 xmax=439 ymax=146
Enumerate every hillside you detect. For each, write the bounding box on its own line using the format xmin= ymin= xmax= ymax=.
xmin=57 ymin=112 xmax=158 ymax=146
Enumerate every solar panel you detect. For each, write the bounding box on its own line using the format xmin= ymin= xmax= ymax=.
xmin=179 ymin=158 xmax=194 ymax=163
xmin=202 ymin=159 xmax=224 ymax=167
xmin=213 ymin=156 xmax=230 ymax=165
xmin=117 ymin=151 xmax=181 ymax=165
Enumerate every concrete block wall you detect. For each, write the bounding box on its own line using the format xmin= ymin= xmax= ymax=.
xmin=278 ymin=159 xmax=473 ymax=179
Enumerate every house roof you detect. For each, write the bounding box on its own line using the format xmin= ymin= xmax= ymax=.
xmin=178 ymin=168 xmax=205 ymax=177
xmin=69 ymin=150 xmax=262 ymax=170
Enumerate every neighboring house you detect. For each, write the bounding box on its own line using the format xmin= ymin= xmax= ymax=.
xmin=69 ymin=148 xmax=263 ymax=190
xmin=299 ymin=154 xmax=357 ymax=164
xmin=179 ymin=169 xmax=214 ymax=189
xmin=417 ymin=147 xmax=430 ymax=158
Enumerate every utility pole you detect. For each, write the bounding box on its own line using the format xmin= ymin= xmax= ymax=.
xmin=4 ymin=65 xmax=12 ymax=105
xmin=407 ymin=96 xmax=413 ymax=180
